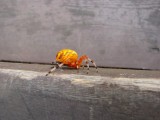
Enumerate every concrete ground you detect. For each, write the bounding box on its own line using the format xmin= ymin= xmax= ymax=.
xmin=0 ymin=62 xmax=160 ymax=120
xmin=0 ymin=61 xmax=160 ymax=78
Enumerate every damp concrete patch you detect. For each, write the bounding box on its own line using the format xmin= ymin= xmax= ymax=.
xmin=0 ymin=68 xmax=160 ymax=120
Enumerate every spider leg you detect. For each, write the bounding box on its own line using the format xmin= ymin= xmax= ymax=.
xmin=80 ymin=58 xmax=90 ymax=74
xmin=46 ymin=53 xmax=73 ymax=76
xmin=76 ymin=64 xmax=80 ymax=73
xmin=81 ymin=64 xmax=85 ymax=69
xmin=87 ymin=58 xmax=98 ymax=73
xmin=80 ymin=61 xmax=85 ymax=69
xmin=77 ymin=59 xmax=86 ymax=73
xmin=50 ymin=62 xmax=59 ymax=68
xmin=77 ymin=55 xmax=90 ymax=74
xmin=45 ymin=63 xmax=63 ymax=76
xmin=85 ymin=59 xmax=90 ymax=74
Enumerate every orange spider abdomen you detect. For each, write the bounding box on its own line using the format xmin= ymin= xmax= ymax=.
xmin=56 ymin=49 xmax=78 ymax=66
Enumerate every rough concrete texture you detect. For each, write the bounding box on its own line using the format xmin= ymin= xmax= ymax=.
xmin=0 ymin=0 xmax=160 ymax=69
xmin=0 ymin=62 xmax=160 ymax=120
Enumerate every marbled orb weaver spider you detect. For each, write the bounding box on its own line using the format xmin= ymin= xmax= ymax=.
xmin=46 ymin=49 xmax=98 ymax=76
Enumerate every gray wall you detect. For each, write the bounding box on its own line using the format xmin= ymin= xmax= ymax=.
xmin=0 ymin=0 xmax=160 ymax=69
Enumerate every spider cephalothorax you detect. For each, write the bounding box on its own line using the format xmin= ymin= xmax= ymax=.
xmin=46 ymin=49 xmax=98 ymax=76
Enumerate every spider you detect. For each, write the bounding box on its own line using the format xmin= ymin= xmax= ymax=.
xmin=45 ymin=49 xmax=98 ymax=76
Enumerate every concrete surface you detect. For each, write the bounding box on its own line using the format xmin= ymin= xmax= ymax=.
xmin=0 ymin=62 xmax=160 ymax=120
xmin=1 ymin=62 xmax=160 ymax=78
xmin=0 ymin=0 xmax=160 ymax=69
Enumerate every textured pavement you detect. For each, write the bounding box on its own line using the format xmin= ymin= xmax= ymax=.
xmin=0 ymin=62 xmax=160 ymax=120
